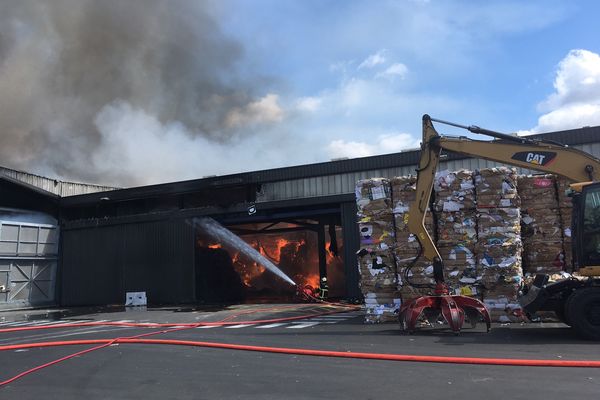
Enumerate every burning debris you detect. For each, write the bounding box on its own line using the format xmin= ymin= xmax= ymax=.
xmin=193 ymin=218 xmax=344 ymax=302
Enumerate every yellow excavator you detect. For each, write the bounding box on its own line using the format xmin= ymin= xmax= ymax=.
xmin=401 ymin=114 xmax=600 ymax=339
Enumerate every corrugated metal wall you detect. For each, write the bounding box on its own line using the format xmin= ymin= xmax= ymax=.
xmin=257 ymin=143 xmax=600 ymax=202
xmin=61 ymin=218 xmax=194 ymax=306
xmin=0 ymin=166 xmax=118 ymax=197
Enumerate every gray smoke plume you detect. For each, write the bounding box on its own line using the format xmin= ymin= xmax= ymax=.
xmin=0 ymin=0 xmax=279 ymax=186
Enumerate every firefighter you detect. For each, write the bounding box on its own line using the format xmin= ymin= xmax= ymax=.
xmin=318 ymin=276 xmax=329 ymax=300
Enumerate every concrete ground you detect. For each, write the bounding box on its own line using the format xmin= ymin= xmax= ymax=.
xmin=0 ymin=304 xmax=599 ymax=399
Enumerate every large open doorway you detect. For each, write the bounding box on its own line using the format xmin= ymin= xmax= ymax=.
xmin=193 ymin=216 xmax=345 ymax=303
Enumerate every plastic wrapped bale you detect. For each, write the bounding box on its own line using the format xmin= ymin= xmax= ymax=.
xmin=364 ymin=292 xmax=401 ymax=323
xmin=518 ymin=175 xmax=564 ymax=274
xmin=433 ymin=170 xmax=476 ymax=212
xmin=356 ymin=178 xmax=393 ymax=218
xmin=475 ymin=167 xmax=520 ymax=208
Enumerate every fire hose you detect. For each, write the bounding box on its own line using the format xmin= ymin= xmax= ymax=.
xmin=2 ymin=301 xmax=600 ymax=388
xmin=0 ymin=302 xmax=360 ymax=386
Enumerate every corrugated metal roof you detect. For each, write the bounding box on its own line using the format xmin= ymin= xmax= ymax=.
xmin=0 ymin=166 xmax=119 ymax=197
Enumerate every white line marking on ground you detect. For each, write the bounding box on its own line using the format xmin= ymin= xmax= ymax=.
xmin=196 ymin=325 xmax=218 ymax=329
xmin=225 ymin=324 xmax=257 ymax=329
xmin=0 ymin=321 xmax=34 ymax=326
xmin=286 ymin=322 xmax=320 ymax=329
xmin=254 ymin=323 xmax=288 ymax=329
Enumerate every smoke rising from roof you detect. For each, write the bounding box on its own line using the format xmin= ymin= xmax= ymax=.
xmin=0 ymin=0 xmax=280 ymax=186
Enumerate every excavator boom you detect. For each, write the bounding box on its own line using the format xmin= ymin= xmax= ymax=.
xmin=401 ymin=115 xmax=600 ymax=338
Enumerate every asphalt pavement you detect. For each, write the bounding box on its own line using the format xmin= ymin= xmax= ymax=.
xmin=0 ymin=304 xmax=599 ymax=399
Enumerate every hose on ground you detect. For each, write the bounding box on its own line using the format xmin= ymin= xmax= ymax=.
xmin=2 ymin=338 xmax=599 ymax=369
xmin=0 ymin=302 xmax=360 ymax=386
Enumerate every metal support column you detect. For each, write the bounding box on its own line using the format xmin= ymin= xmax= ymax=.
xmin=317 ymin=222 xmax=327 ymax=281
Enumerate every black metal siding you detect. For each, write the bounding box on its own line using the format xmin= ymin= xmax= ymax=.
xmin=61 ymin=218 xmax=194 ymax=306
xmin=341 ymin=201 xmax=361 ymax=300
xmin=61 ymin=224 xmax=124 ymax=306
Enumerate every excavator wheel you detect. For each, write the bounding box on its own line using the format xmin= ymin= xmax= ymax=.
xmin=565 ymin=287 xmax=600 ymax=340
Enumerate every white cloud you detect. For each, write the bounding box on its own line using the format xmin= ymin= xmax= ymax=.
xmin=225 ymin=93 xmax=284 ymax=128
xmin=327 ymin=133 xmax=420 ymax=160
xmin=295 ymin=96 xmax=322 ymax=112
xmin=526 ymin=49 xmax=600 ymax=133
xmin=357 ymin=49 xmax=387 ymax=70
xmin=376 ymin=63 xmax=409 ymax=80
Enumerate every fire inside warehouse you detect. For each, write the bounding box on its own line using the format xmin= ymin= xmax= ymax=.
xmin=194 ymin=220 xmax=345 ymax=303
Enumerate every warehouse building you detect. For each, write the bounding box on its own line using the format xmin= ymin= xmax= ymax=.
xmin=2 ymin=125 xmax=600 ymax=309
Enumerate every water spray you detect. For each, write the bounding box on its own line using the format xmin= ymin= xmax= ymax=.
xmin=193 ymin=217 xmax=297 ymax=287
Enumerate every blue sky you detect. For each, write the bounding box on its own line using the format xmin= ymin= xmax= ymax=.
xmin=216 ymin=0 xmax=598 ymax=128
xmin=187 ymin=0 xmax=600 ymax=171
xmin=2 ymin=0 xmax=600 ymax=185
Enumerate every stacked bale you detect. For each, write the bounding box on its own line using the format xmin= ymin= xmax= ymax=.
xmin=433 ymin=170 xmax=479 ymax=297
xmin=519 ymin=175 xmax=564 ymax=274
xmin=390 ymin=176 xmax=435 ymax=303
xmin=475 ymin=167 xmax=524 ymax=323
xmin=556 ymin=177 xmax=575 ymax=270
xmin=355 ymin=178 xmax=400 ymax=322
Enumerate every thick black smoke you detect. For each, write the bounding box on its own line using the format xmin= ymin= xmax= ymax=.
xmin=0 ymin=0 xmax=274 ymax=186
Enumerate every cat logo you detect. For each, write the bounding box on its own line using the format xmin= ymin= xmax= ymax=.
xmin=511 ymin=151 xmax=557 ymax=166
xmin=526 ymin=153 xmax=546 ymax=165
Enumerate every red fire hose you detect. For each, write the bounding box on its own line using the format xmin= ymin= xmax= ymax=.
xmin=0 ymin=303 xmax=359 ymax=386
xmin=2 ymin=302 xmax=599 ymax=388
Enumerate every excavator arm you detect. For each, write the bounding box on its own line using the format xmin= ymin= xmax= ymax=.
xmin=402 ymin=115 xmax=600 ymax=338
xmin=408 ymin=114 xmax=600 ymax=268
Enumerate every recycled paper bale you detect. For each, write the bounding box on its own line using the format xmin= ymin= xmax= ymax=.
xmin=357 ymin=248 xmax=398 ymax=292
xmin=518 ymin=175 xmax=564 ymax=274
xmin=356 ymin=177 xmax=399 ymax=321
xmin=391 ymin=175 xmax=435 ymax=244
xmin=364 ymin=292 xmax=402 ymax=323
xmin=390 ymin=175 xmax=437 ymax=304
xmin=438 ymin=244 xmax=479 ymax=296
xmin=556 ymin=176 xmax=575 ymax=269
xmin=436 ymin=211 xmax=477 ymax=246
xmin=475 ymin=167 xmax=520 ymax=208
xmin=432 ymin=169 xmax=480 ymax=296
xmin=395 ymin=253 xmax=435 ymax=303
xmin=475 ymin=167 xmax=523 ymax=321
xmin=358 ymin=214 xmax=396 ymax=251
xmin=356 ymin=178 xmax=393 ymax=218
xmin=483 ymin=296 xmax=525 ymax=323
xmin=433 ymin=170 xmax=476 ymax=212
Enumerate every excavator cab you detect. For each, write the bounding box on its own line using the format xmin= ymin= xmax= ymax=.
xmin=575 ymin=182 xmax=600 ymax=273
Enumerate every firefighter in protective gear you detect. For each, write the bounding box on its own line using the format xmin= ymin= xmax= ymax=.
xmin=319 ymin=277 xmax=329 ymax=300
